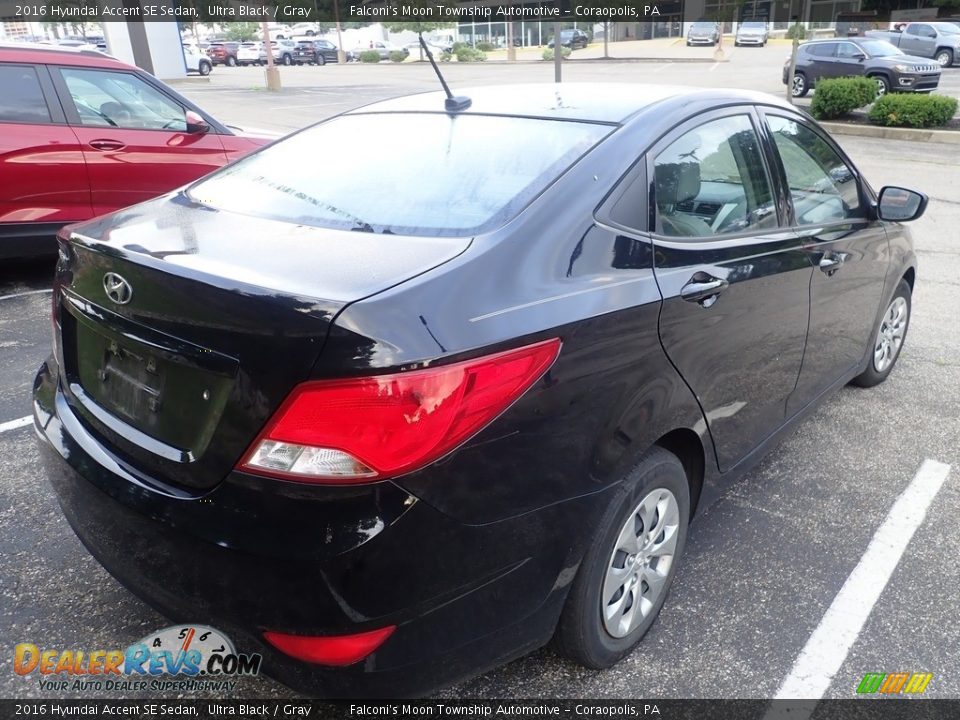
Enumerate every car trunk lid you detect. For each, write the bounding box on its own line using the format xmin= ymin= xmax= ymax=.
xmin=54 ymin=193 xmax=470 ymax=492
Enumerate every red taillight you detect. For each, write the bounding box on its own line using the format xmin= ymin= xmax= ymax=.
xmin=263 ymin=626 xmax=396 ymax=666
xmin=239 ymin=338 xmax=561 ymax=483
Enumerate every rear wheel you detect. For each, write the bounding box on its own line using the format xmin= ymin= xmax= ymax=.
xmin=554 ymin=447 xmax=689 ymax=669
xmin=792 ymin=72 xmax=808 ymax=98
xmin=317 ymin=54 xmax=326 ymax=66
xmin=851 ymin=280 xmax=911 ymax=388
xmin=226 ymin=55 xmax=237 ymax=67
xmin=936 ymin=48 xmax=954 ymax=67
xmin=282 ymin=54 xmax=293 ymax=66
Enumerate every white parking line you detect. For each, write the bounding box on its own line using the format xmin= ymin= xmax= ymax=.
xmin=0 ymin=288 xmax=52 ymax=301
xmin=0 ymin=416 xmax=33 ymax=434
xmin=773 ymin=458 xmax=951 ymax=702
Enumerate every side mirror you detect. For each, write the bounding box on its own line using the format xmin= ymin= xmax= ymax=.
xmin=185 ymin=110 xmax=209 ymax=135
xmin=877 ymin=186 xmax=928 ymax=222
xmin=852 ymin=52 xmax=866 ymax=60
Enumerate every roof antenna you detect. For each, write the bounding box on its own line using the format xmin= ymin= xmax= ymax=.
xmin=419 ymin=33 xmax=471 ymax=112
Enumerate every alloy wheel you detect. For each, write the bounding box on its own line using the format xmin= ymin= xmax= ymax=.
xmin=874 ymin=296 xmax=908 ymax=373
xmin=792 ymin=75 xmax=805 ymax=97
xmin=875 ymin=77 xmax=888 ymax=96
xmin=936 ymin=50 xmax=952 ymax=67
xmin=601 ymin=488 xmax=680 ymax=638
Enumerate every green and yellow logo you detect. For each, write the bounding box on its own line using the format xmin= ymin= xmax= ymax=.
xmin=857 ymin=672 xmax=933 ymax=694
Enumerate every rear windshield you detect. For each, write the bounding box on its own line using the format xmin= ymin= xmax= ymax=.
xmin=188 ymin=113 xmax=612 ymax=237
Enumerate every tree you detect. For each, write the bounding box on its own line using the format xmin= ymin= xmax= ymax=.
xmin=225 ymin=22 xmax=258 ymax=42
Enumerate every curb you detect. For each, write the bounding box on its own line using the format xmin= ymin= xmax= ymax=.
xmin=819 ymin=121 xmax=960 ymax=144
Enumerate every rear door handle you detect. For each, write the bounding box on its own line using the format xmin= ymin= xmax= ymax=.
xmin=681 ymin=276 xmax=729 ymax=308
xmin=89 ymin=139 xmax=126 ymax=151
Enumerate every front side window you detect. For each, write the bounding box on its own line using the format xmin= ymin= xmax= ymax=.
xmin=653 ymin=114 xmax=777 ymax=238
xmin=60 ymin=68 xmax=186 ymax=131
xmin=836 ymin=43 xmax=862 ymax=59
xmin=767 ymin=115 xmax=863 ymax=226
xmin=188 ymin=113 xmax=611 ymax=237
xmin=0 ymin=64 xmax=51 ymax=124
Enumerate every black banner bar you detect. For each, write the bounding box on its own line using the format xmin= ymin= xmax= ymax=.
xmin=1 ymin=700 xmax=960 ymax=720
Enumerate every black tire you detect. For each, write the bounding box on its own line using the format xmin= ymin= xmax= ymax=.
xmin=226 ymin=55 xmax=237 ymax=67
xmin=198 ymin=61 xmax=211 ymax=76
xmin=851 ymin=279 xmax=912 ymax=388
xmin=317 ymin=54 xmax=326 ymax=66
xmin=792 ymin=72 xmax=809 ymax=98
xmin=869 ymin=73 xmax=890 ymax=97
xmin=686 ymin=41 xmax=691 ymax=47
xmin=554 ymin=447 xmax=690 ymax=669
xmin=282 ymin=54 xmax=292 ymax=66
xmin=936 ymin=48 xmax=954 ymax=68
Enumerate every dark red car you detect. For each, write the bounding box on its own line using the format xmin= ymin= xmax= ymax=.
xmin=0 ymin=43 xmax=272 ymax=258
xmin=206 ymin=41 xmax=240 ymax=67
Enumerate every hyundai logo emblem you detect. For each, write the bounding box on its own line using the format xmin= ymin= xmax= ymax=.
xmin=103 ymin=273 xmax=133 ymax=305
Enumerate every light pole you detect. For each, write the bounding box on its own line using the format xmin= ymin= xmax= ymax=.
xmin=261 ymin=21 xmax=281 ymax=91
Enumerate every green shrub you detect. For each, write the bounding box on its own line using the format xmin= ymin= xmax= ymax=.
xmin=440 ymin=51 xmax=452 ymax=62
xmin=359 ymin=50 xmax=381 ymax=63
xmin=542 ymin=46 xmax=572 ymax=61
xmin=388 ymin=50 xmax=407 ymax=63
xmin=786 ymin=23 xmax=806 ymax=40
xmin=810 ymin=76 xmax=877 ymax=119
xmin=476 ymin=41 xmax=496 ymax=51
xmin=868 ymin=93 xmax=958 ymax=128
xmin=455 ymin=46 xmax=487 ymax=62
xmin=451 ymin=41 xmax=470 ymax=53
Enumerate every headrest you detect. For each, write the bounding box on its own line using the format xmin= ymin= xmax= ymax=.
xmin=655 ymin=162 xmax=701 ymax=206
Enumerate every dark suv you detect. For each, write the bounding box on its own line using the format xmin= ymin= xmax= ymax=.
xmin=206 ymin=41 xmax=240 ymax=67
xmin=294 ymin=39 xmax=339 ymax=65
xmin=785 ymin=37 xmax=941 ymax=97
xmin=548 ymin=28 xmax=590 ymax=50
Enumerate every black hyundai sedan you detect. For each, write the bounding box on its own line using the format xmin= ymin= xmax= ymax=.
xmin=34 ymin=84 xmax=924 ymax=697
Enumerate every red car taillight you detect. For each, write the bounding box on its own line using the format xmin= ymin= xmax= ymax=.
xmin=238 ymin=338 xmax=561 ymax=483
xmin=263 ymin=626 xmax=396 ymax=666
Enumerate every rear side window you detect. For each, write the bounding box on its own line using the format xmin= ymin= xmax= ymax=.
xmin=653 ymin=115 xmax=777 ymax=238
xmin=804 ymin=43 xmax=836 ymax=58
xmin=188 ymin=113 xmax=611 ymax=237
xmin=0 ymin=65 xmax=51 ymax=124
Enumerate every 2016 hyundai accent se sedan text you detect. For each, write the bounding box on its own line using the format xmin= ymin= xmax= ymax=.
xmin=33 ymin=84 xmax=926 ymax=697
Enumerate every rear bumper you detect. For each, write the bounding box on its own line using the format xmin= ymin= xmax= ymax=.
xmin=33 ymin=357 xmax=592 ymax=697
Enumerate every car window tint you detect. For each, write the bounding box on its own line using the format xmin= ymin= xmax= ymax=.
xmin=808 ymin=43 xmax=836 ymax=57
xmin=188 ymin=114 xmax=611 ymax=237
xmin=653 ymin=115 xmax=777 ymax=238
xmin=767 ymin=116 xmax=863 ymax=225
xmin=61 ymin=68 xmax=186 ymax=132
xmin=0 ymin=65 xmax=51 ymax=124
xmin=836 ymin=43 xmax=861 ymax=58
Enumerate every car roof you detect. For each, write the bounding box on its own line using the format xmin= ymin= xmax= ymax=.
xmin=348 ymin=83 xmax=794 ymax=125
xmin=0 ymin=42 xmax=129 ymax=69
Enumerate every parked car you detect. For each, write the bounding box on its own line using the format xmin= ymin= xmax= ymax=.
xmin=182 ymin=44 xmax=212 ymax=76
xmin=258 ymin=25 xmax=294 ymax=42
xmin=547 ymin=28 xmax=590 ymax=50
xmin=403 ymin=41 xmax=448 ymax=59
xmin=259 ymin=39 xmax=296 ymax=66
xmin=294 ymin=39 xmax=339 ymax=65
xmin=206 ymin=41 xmax=240 ymax=67
xmin=0 ymin=43 xmax=271 ymax=258
xmin=346 ymin=41 xmax=408 ymax=62
xmin=34 ymin=83 xmax=923 ymax=696
xmin=687 ymin=20 xmax=721 ymax=46
xmin=236 ymin=42 xmax=261 ymax=66
xmin=735 ymin=21 xmax=769 ymax=46
xmin=784 ymin=38 xmax=941 ymax=97
xmin=866 ymin=21 xmax=960 ymax=67
xmin=290 ymin=23 xmax=320 ymax=37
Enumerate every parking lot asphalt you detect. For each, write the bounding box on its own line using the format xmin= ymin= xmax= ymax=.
xmin=1 ymin=51 xmax=958 ymax=700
